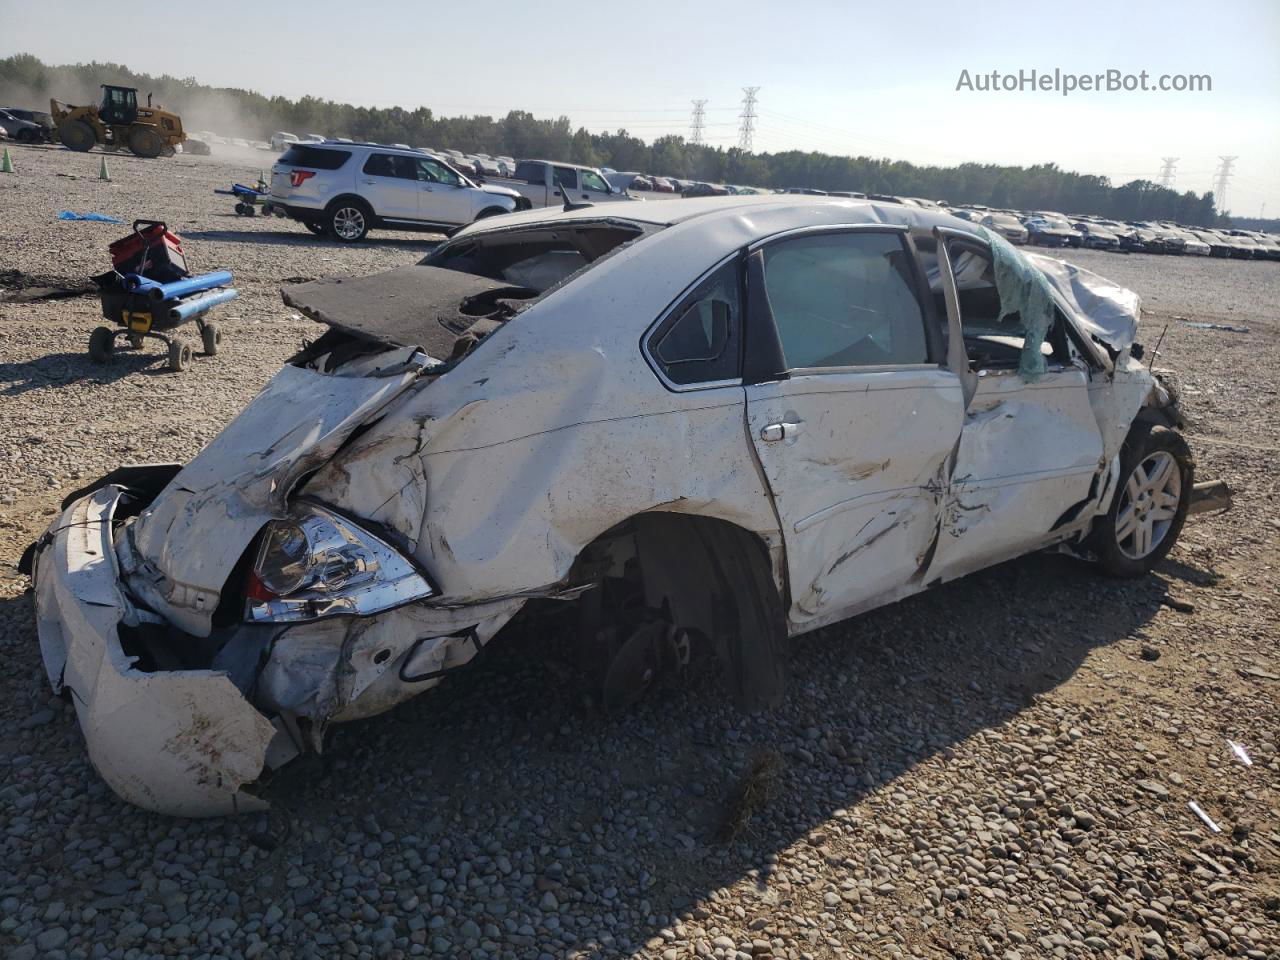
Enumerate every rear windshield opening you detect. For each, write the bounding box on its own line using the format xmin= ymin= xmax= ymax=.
xmin=421 ymin=223 xmax=650 ymax=295
xmin=278 ymin=145 xmax=351 ymax=170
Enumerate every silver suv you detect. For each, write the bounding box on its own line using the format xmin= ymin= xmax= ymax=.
xmin=268 ymin=142 xmax=529 ymax=241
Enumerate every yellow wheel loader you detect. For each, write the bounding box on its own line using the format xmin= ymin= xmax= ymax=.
xmin=50 ymin=85 xmax=187 ymax=159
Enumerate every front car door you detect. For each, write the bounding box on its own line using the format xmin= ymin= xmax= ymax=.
xmin=742 ymin=226 xmax=966 ymax=629
xmin=415 ymin=156 xmax=474 ymax=226
xmin=579 ymin=168 xmax=617 ymax=203
xmin=922 ymin=231 xmax=1106 ymax=582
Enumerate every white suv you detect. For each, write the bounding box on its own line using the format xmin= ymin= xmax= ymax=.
xmin=268 ymin=142 xmax=529 ymax=241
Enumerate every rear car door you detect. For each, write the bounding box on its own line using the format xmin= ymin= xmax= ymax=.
xmin=552 ymin=165 xmax=580 ymax=203
xmin=924 ymin=232 xmax=1105 ymax=582
xmin=414 ymin=156 xmax=474 ymax=226
xmin=743 ymin=227 xmax=965 ymax=626
xmin=360 ymin=153 xmax=419 ymax=219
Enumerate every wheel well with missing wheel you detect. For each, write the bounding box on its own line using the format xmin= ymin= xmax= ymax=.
xmin=567 ymin=511 xmax=788 ymax=711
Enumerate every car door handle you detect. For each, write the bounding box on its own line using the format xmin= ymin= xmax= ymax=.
xmin=760 ymin=422 xmax=801 ymax=442
xmin=361 ymin=178 xmax=376 ymax=185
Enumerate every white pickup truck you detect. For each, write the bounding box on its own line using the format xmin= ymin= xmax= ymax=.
xmin=485 ymin=159 xmax=634 ymax=207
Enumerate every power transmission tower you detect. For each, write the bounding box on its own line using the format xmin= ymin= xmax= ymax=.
xmin=1212 ymin=156 xmax=1237 ymax=212
xmin=738 ymin=87 xmax=760 ymax=152
xmin=689 ymin=99 xmax=707 ymax=146
xmin=1156 ymin=157 xmax=1178 ymax=188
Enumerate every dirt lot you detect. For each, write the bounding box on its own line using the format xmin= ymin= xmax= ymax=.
xmin=0 ymin=142 xmax=1277 ymax=960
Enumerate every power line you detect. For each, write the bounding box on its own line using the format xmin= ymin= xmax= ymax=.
xmin=739 ymin=87 xmax=760 ymax=152
xmin=689 ymin=99 xmax=707 ymax=146
xmin=1156 ymin=157 xmax=1179 ymax=188
xmin=1212 ymin=156 xmax=1238 ymax=212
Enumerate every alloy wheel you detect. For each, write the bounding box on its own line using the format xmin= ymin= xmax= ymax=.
xmin=332 ymin=207 xmax=366 ymax=240
xmin=1115 ymin=451 xmax=1182 ymax=560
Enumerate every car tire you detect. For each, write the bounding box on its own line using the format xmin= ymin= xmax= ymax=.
xmin=326 ymin=199 xmax=371 ymax=242
xmin=1089 ymin=420 xmax=1194 ymax=578
xmin=16 ymin=129 xmax=34 ymax=143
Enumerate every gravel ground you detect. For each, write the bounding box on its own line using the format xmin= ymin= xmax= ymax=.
xmin=1 ymin=142 xmax=1277 ymax=960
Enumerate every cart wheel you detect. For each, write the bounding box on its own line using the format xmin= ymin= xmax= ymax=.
xmin=244 ymin=205 xmax=256 ymax=217
xmin=201 ymin=321 xmax=222 ymax=356
xmin=89 ymin=327 xmax=116 ymax=363
xmin=234 ymin=202 xmax=246 ymax=215
xmin=168 ymin=339 xmax=193 ymax=372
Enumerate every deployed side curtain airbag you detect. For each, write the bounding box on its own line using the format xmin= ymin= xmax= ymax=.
xmin=980 ymin=227 xmax=1056 ymax=380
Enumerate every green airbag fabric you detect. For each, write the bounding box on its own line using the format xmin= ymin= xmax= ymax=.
xmin=980 ymin=226 xmax=1056 ymax=380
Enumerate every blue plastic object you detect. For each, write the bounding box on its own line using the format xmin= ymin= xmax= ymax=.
xmin=167 ymin=287 xmax=239 ymax=323
xmin=146 ymin=271 xmax=234 ymax=303
xmin=57 ymin=210 xmax=123 ymax=223
xmin=122 ymin=273 xmax=164 ymax=294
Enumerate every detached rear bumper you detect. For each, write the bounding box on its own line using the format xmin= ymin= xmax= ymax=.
xmin=32 ymin=486 xmax=285 ymax=817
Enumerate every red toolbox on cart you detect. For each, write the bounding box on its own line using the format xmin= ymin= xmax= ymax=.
xmin=108 ymin=220 xmax=188 ymax=283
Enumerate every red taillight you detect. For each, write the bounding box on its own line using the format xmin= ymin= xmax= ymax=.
xmin=289 ymin=170 xmax=316 ymax=187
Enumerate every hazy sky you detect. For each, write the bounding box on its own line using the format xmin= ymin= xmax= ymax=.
xmin=3 ymin=0 xmax=1277 ymax=214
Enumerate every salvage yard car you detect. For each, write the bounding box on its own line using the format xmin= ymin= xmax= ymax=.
xmin=486 ymin=159 xmax=633 ymax=207
xmin=267 ymin=142 xmax=530 ymax=241
xmin=24 ymin=196 xmax=1226 ymax=816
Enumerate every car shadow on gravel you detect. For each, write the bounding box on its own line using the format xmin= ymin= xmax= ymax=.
xmin=0 ymin=546 xmax=1195 ymax=956
xmin=0 ymin=350 xmax=184 ymax=395
xmin=180 ymin=229 xmax=444 ymax=251
xmin=245 ymin=550 xmax=1183 ymax=951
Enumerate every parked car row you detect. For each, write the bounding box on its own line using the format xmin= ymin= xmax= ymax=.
xmin=243 ymin=130 xmax=1280 ymax=258
xmin=944 ymin=205 xmax=1280 ymax=260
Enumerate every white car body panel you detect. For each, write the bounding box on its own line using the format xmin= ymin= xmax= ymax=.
xmin=927 ymin=367 xmax=1104 ymax=583
xmin=29 ymin=196 xmax=1182 ymax=815
xmin=745 ymin=368 xmax=963 ymax=620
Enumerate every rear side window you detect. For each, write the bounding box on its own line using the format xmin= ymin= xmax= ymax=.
xmin=647 ymin=258 xmax=742 ymax=387
xmin=762 ymin=231 xmax=928 ymax=369
xmin=553 ymin=167 xmax=578 ymax=189
xmin=363 ymin=153 xmax=416 ymax=179
xmin=279 ymin=145 xmax=351 ymax=170
xmin=513 ymin=161 xmax=545 ymax=184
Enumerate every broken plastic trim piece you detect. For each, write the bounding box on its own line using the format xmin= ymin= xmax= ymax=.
xmin=398 ymin=628 xmax=483 ymax=683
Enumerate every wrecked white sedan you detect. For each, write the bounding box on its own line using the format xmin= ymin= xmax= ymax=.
xmin=25 ymin=196 xmax=1224 ymax=815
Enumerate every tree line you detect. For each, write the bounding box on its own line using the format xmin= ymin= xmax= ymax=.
xmin=2 ymin=53 xmax=1233 ymax=226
